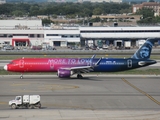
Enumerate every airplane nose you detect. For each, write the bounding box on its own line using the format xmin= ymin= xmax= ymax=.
xmin=4 ymin=65 xmax=8 ymax=71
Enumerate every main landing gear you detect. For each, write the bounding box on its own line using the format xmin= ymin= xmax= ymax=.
xmin=20 ymin=74 xmax=23 ymax=79
xmin=77 ymin=74 xmax=83 ymax=79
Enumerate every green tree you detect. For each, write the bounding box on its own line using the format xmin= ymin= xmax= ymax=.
xmin=42 ymin=18 xmax=54 ymax=26
xmin=0 ymin=2 xmax=131 ymax=19
xmin=136 ymin=8 xmax=155 ymax=24
xmin=29 ymin=4 xmax=40 ymax=16
xmin=89 ymin=17 xmax=101 ymax=22
xmin=0 ymin=4 xmax=13 ymax=15
xmin=11 ymin=10 xmax=24 ymax=17
xmin=93 ymin=8 xmax=102 ymax=15
xmin=136 ymin=8 xmax=154 ymax=19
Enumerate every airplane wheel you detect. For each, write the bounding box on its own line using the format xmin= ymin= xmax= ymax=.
xmin=79 ymin=75 xmax=83 ymax=79
xmin=20 ymin=76 xmax=23 ymax=79
xmin=77 ymin=74 xmax=83 ymax=79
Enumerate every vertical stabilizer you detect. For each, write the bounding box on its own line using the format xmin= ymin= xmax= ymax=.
xmin=131 ymin=38 xmax=156 ymax=59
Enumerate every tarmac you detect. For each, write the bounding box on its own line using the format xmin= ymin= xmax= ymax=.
xmin=0 ymin=75 xmax=160 ymax=120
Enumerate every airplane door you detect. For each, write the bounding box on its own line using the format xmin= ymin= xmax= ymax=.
xmin=49 ymin=59 xmax=54 ymax=70
xmin=19 ymin=59 xmax=24 ymax=68
xmin=127 ymin=59 xmax=132 ymax=68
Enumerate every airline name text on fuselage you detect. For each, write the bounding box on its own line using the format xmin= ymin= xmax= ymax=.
xmin=47 ymin=59 xmax=117 ymax=65
xmin=48 ymin=59 xmax=92 ymax=65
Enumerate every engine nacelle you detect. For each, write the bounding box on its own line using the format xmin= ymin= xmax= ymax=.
xmin=57 ymin=69 xmax=72 ymax=78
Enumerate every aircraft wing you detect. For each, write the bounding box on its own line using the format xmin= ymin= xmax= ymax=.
xmin=62 ymin=66 xmax=94 ymax=73
xmin=62 ymin=57 xmax=102 ymax=73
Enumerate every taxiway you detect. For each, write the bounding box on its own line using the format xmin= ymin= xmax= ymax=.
xmin=0 ymin=75 xmax=159 ymax=119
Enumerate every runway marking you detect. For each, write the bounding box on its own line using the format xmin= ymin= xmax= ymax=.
xmin=11 ymin=82 xmax=29 ymax=86
xmin=0 ymin=102 xmax=7 ymax=105
xmin=11 ymin=84 xmax=79 ymax=93
xmin=39 ymin=84 xmax=79 ymax=91
xmin=12 ymin=89 xmax=40 ymax=92
xmin=122 ymin=78 xmax=160 ymax=106
xmin=44 ymin=103 xmax=94 ymax=110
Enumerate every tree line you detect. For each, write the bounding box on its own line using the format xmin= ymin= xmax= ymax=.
xmin=136 ymin=7 xmax=160 ymax=25
xmin=0 ymin=2 xmax=131 ymax=17
xmin=0 ymin=2 xmax=160 ymax=25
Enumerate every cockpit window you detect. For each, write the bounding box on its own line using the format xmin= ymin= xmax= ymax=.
xmin=9 ymin=62 xmax=15 ymax=64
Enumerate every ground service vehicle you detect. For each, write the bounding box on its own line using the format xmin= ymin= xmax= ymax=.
xmin=124 ymin=41 xmax=131 ymax=49
xmin=136 ymin=40 xmax=145 ymax=48
xmin=9 ymin=95 xmax=41 ymax=109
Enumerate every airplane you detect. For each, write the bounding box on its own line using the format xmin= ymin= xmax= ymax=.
xmin=3 ymin=38 xmax=157 ymax=79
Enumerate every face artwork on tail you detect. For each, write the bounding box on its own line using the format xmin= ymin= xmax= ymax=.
xmin=140 ymin=46 xmax=150 ymax=59
xmin=132 ymin=40 xmax=153 ymax=59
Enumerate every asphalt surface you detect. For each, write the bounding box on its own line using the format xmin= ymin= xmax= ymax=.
xmin=0 ymin=75 xmax=159 ymax=120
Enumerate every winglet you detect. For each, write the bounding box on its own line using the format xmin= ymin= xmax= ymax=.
xmin=91 ymin=54 xmax=96 ymax=59
xmin=94 ymin=57 xmax=102 ymax=66
xmin=131 ymin=38 xmax=158 ymax=59
xmin=90 ymin=54 xmax=96 ymax=66
xmin=90 ymin=54 xmax=102 ymax=67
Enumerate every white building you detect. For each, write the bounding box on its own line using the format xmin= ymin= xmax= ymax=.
xmin=0 ymin=20 xmax=80 ymax=48
xmin=79 ymin=26 xmax=160 ymax=39
xmin=44 ymin=30 xmax=80 ymax=47
xmin=0 ymin=20 xmax=42 ymax=30
xmin=80 ymin=26 xmax=160 ymax=47
xmin=0 ymin=29 xmax=44 ymax=47
xmin=0 ymin=20 xmax=160 ymax=48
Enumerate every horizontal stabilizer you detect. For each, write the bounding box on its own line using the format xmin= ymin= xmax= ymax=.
xmin=138 ymin=60 xmax=157 ymax=66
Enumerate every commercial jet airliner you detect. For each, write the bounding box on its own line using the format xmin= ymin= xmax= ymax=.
xmin=4 ymin=38 xmax=157 ymax=79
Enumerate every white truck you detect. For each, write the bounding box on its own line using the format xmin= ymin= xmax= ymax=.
xmin=124 ymin=41 xmax=131 ymax=49
xmin=136 ymin=40 xmax=146 ymax=48
xmin=9 ymin=95 xmax=41 ymax=109
xmin=0 ymin=42 xmax=5 ymax=50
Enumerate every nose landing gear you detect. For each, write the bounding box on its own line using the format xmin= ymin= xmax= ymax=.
xmin=20 ymin=74 xmax=23 ymax=79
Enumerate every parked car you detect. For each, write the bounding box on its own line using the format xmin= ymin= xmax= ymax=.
xmin=71 ymin=46 xmax=82 ymax=50
xmin=67 ymin=45 xmax=72 ymax=48
xmin=84 ymin=46 xmax=89 ymax=50
xmin=97 ymin=47 xmax=103 ymax=50
xmin=102 ymin=45 xmax=109 ymax=49
xmin=3 ymin=45 xmax=14 ymax=50
xmin=90 ymin=46 xmax=97 ymax=50
xmin=31 ymin=45 xmax=42 ymax=50
xmin=47 ymin=46 xmax=56 ymax=50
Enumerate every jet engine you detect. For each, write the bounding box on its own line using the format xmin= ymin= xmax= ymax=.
xmin=57 ymin=69 xmax=72 ymax=78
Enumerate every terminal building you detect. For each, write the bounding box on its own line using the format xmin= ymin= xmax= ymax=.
xmin=0 ymin=19 xmax=160 ymax=49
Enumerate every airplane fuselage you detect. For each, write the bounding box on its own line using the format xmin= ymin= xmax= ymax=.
xmin=3 ymin=38 xmax=158 ymax=79
xmin=6 ymin=57 xmax=155 ymax=73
